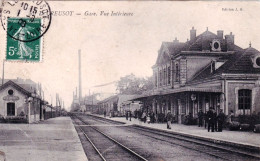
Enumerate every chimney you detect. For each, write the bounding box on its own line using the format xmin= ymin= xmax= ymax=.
xmin=225 ymin=32 xmax=235 ymax=51
xmin=173 ymin=37 xmax=179 ymax=43
xmin=190 ymin=27 xmax=196 ymax=42
xmin=217 ymin=30 xmax=223 ymax=39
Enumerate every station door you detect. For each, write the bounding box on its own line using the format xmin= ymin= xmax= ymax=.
xmin=7 ymin=103 xmax=15 ymax=116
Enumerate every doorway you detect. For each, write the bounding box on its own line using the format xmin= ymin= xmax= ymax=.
xmin=7 ymin=102 xmax=15 ymax=116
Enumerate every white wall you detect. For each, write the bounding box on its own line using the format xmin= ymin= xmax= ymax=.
xmin=0 ymin=85 xmax=27 ymax=117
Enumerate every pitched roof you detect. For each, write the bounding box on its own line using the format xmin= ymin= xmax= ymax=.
xmin=0 ymin=78 xmax=37 ymax=93
xmin=164 ymin=42 xmax=187 ymax=55
xmin=155 ymin=41 xmax=188 ymax=66
xmin=98 ymin=95 xmax=118 ymax=104
xmin=0 ymin=80 xmax=32 ymax=96
xmin=97 ymin=94 xmax=136 ymax=105
xmin=221 ymin=47 xmax=260 ymax=74
xmin=155 ymin=29 xmax=236 ymax=67
xmin=189 ymin=47 xmax=260 ymax=83
xmin=117 ymin=95 xmax=136 ymax=106
xmin=188 ymin=30 xmax=217 ymax=51
xmin=188 ymin=62 xmax=214 ymax=83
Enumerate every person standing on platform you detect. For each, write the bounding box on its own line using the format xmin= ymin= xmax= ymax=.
xmin=129 ymin=111 xmax=132 ymax=121
xmin=204 ymin=110 xmax=208 ymax=129
xmin=217 ymin=109 xmax=225 ymax=132
xmin=143 ymin=111 xmax=147 ymax=123
xmin=104 ymin=110 xmax=106 ymax=117
xmin=126 ymin=111 xmax=128 ymax=120
xmin=228 ymin=110 xmax=234 ymax=124
xmin=134 ymin=109 xmax=137 ymax=119
xmin=207 ymin=108 xmax=215 ymax=132
xmin=138 ymin=110 xmax=142 ymax=121
xmin=147 ymin=113 xmax=151 ymax=124
xmin=151 ymin=112 xmax=155 ymax=123
xmin=198 ymin=109 xmax=204 ymax=127
xmin=166 ymin=111 xmax=172 ymax=129
xmin=213 ymin=108 xmax=218 ymax=131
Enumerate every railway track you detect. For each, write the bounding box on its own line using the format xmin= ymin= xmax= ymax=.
xmin=71 ymin=114 xmax=148 ymax=161
xmin=128 ymin=125 xmax=260 ymax=161
xmin=82 ymin=113 xmax=260 ymax=161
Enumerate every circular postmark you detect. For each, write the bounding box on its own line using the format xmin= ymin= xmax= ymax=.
xmin=1 ymin=0 xmax=52 ymax=42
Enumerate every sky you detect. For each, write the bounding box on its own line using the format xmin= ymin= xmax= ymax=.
xmin=1 ymin=1 xmax=260 ymax=110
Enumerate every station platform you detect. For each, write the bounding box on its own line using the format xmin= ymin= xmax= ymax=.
xmin=0 ymin=117 xmax=87 ymax=161
xmin=90 ymin=113 xmax=260 ymax=150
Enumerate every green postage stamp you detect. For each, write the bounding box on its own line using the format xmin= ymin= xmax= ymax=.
xmin=1 ymin=0 xmax=52 ymax=62
xmin=6 ymin=18 xmax=42 ymax=61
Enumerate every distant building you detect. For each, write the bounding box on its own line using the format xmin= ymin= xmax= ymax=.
xmin=71 ymin=92 xmax=116 ymax=112
xmin=44 ymin=104 xmax=59 ymax=120
xmin=97 ymin=94 xmax=136 ymax=116
xmin=132 ymin=27 xmax=260 ymax=124
xmin=121 ymin=100 xmax=142 ymax=114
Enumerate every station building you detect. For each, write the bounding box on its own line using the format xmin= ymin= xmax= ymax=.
xmin=0 ymin=78 xmax=47 ymax=123
xmin=133 ymin=27 xmax=260 ymax=124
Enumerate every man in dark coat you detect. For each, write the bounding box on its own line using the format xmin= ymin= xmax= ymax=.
xmin=150 ymin=112 xmax=155 ymax=123
xmin=129 ymin=111 xmax=132 ymax=121
xmin=198 ymin=109 xmax=204 ymax=127
xmin=126 ymin=111 xmax=128 ymax=120
xmin=204 ymin=110 xmax=209 ymax=129
xmin=138 ymin=110 xmax=142 ymax=121
xmin=207 ymin=108 xmax=215 ymax=132
xmin=213 ymin=108 xmax=218 ymax=131
xmin=217 ymin=109 xmax=225 ymax=132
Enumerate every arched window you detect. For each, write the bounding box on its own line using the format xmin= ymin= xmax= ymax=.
xmin=238 ymin=89 xmax=251 ymax=113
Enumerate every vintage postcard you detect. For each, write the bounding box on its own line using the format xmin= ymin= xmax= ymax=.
xmin=0 ymin=1 xmax=260 ymax=161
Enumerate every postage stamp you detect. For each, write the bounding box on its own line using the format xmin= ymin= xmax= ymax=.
xmin=6 ymin=18 xmax=41 ymax=61
xmin=0 ymin=0 xmax=52 ymax=62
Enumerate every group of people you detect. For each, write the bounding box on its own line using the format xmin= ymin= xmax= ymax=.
xmin=124 ymin=107 xmax=227 ymax=132
xmin=133 ymin=110 xmax=156 ymax=124
xmin=197 ymin=108 xmax=226 ymax=132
